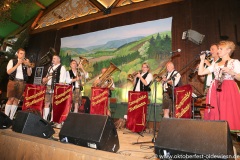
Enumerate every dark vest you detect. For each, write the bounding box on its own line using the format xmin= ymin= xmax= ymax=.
xmin=164 ymin=70 xmax=182 ymax=98
xmin=51 ymin=65 xmax=62 ymax=87
xmin=9 ymin=59 xmax=28 ymax=81
xmin=69 ymin=70 xmax=76 ymax=87
xmin=166 ymin=70 xmax=182 ymax=88
xmin=133 ymin=72 xmax=151 ymax=92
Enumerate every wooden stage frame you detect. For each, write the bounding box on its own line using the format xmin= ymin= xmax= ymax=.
xmin=0 ymin=129 xmax=157 ymax=160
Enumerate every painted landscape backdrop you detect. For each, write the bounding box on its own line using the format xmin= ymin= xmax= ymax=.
xmin=60 ymin=17 xmax=173 ymax=103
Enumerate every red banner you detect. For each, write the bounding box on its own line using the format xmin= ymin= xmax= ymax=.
xmin=126 ymin=91 xmax=148 ymax=132
xmin=174 ymin=84 xmax=192 ymax=118
xmin=90 ymin=87 xmax=109 ymax=115
xmin=52 ymin=84 xmax=72 ymax=123
xmin=22 ymin=84 xmax=46 ymax=115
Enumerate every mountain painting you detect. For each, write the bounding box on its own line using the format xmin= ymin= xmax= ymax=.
xmin=60 ymin=17 xmax=173 ymax=103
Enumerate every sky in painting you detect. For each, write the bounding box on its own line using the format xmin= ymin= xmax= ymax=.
xmin=61 ymin=17 xmax=172 ymax=49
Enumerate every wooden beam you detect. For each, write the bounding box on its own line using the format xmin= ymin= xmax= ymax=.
xmin=3 ymin=0 xmax=66 ymax=41
xmin=35 ymin=0 xmax=46 ymax=9
xmin=10 ymin=18 xmax=23 ymax=27
xmin=89 ymin=0 xmax=106 ymax=11
xmin=31 ymin=10 xmax=44 ymax=30
xmin=110 ymin=0 xmax=121 ymax=8
xmin=31 ymin=0 xmax=183 ymax=35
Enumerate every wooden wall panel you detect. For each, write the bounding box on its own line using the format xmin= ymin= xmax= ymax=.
xmin=27 ymin=0 xmax=240 ymax=94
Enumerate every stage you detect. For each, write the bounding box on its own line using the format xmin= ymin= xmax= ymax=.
xmin=0 ymin=128 xmax=157 ymax=160
xmin=1 ymin=122 xmax=240 ymax=160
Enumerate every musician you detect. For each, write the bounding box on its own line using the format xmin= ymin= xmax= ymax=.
xmin=66 ymin=60 xmax=89 ymax=113
xmin=42 ymin=55 xmax=67 ymax=122
xmin=162 ymin=62 xmax=181 ymax=118
xmin=5 ymin=48 xmax=32 ymax=119
xmin=201 ymin=43 xmax=221 ymax=95
xmin=133 ymin=62 xmax=153 ymax=92
xmin=93 ymin=68 xmax=115 ymax=116
xmin=198 ymin=40 xmax=240 ymax=131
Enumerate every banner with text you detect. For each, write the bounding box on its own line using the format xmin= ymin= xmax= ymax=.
xmin=174 ymin=84 xmax=192 ymax=118
xmin=127 ymin=91 xmax=148 ymax=132
xmin=90 ymin=87 xmax=109 ymax=115
xmin=53 ymin=84 xmax=72 ymax=123
xmin=22 ymin=84 xmax=46 ymax=115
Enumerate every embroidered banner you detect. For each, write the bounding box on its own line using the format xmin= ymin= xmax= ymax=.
xmin=126 ymin=91 xmax=148 ymax=132
xmin=174 ymin=84 xmax=192 ymax=118
xmin=90 ymin=87 xmax=109 ymax=115
xmin=22 ymin=84 xmax=46 ymax=115
xmin=52 ymin=84 xmax=72 ymax=123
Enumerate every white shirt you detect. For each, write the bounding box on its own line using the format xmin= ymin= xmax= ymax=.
xmin=163 ymin=70 xmax=181 ymax=91
xmin=46 ymin=64 xmax=66 ymax=85
xmin=7 ymin=59 xmax=24 ymax=79
xmin=66 ymin=70 xmax=89 ymax=88
xmin=205 ymin=58 xmax=220 ymax=86
xmin=134 ymin=72 xmax=153 ymax=91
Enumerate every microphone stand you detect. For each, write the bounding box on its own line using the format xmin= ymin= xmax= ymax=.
xmin=169 ymin=54 xmax=200 ymax=118
xmin=47 ymin=65 xmax=54 ymax=122
xmin=132 ymin=80 xmax=158 ymax=145
xmin=171 ymin=76 xmax=176 ymax=118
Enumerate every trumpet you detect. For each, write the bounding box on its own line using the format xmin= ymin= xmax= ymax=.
xmin=23 ymin=58 xmax=35 ymax=68
xmin=127 ymin=70 xmax=141 ymax=82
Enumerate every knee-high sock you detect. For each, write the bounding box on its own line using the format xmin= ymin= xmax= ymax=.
xmin=10 ymin=105 xmax=18 ymax=120
xmin=4 ymin=104 xmax=12 ymax=116
xmin=43 ymin=108 xmax=50 ymax=120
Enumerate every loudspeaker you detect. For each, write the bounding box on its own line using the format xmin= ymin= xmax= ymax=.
xmin=0 ymin=112 xmax=12 ymax=129
xmin=12 ymin=111 xmax=55 ymax=138
xmin=155 ymin=118 xmax=234 ymax=159
xmin=59 ymin=113 xmax=119 ymax=153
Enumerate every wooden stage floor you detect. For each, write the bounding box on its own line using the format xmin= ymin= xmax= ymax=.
xmin=54 ymin=128 xmax=158 ymax=160
xmin=1 ymin=127 xmax=240 ymax=160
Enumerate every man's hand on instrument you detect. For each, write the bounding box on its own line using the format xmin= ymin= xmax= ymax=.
xmin=42 ymin=77 xmax=48 ymax=84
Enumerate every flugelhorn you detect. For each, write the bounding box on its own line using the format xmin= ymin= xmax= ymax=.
xmin=23 ymin=58 xmax=35 ymax=68
xmin=127 ymin=70 xmax=141 ymax=82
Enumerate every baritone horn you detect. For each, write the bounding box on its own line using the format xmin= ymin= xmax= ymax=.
xmin=95 ymin=62 xmax=121 ymax=88
xmin=77 ymin=56 xmax=89 ymax=87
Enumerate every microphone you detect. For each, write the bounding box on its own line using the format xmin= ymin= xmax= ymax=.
xmin=200 ymin=50 xmax=211 ymax=57
xmin=170 ymin=49 xmax=181 ymax=53
xmin=200 ymin=50 xmax=210 ymax=54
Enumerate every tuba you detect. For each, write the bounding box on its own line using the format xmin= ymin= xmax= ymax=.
xmin=96 ymin=62 xmax=121 ymax=88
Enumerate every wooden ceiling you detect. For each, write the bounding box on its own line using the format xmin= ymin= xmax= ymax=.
xmin=0 ymin=0 xmax=183 ymax=42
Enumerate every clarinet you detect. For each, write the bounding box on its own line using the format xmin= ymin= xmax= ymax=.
xmin=216 ymin=60 xmax=228 ymax=92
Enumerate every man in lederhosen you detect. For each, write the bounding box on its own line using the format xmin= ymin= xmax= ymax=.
xmin=5 ymin=48 xmax=32 ymax=119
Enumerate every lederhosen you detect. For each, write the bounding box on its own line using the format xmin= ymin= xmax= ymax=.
xmin=133 ymin=72 xmax=151 ymax=92
xmin=162 ymin=70 xmax=181 ymax=110
xmin=69 ymin=70 xmax=81 ymax=104
xmin=45 ymin=65 xmax=61 ymax=102
xmin=7 ymin=59 xmax=28 ymax=99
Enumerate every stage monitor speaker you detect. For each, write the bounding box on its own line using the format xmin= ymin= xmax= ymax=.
xmin=0 ymin=112 xmax=12 ymax=129
xmin=12 ymin=111 xmax=55 ymax=138
xmin=59 ymin=113 xmax=119 ymax=153
xmin=155 ymin=118 xmax=234 ymax=160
